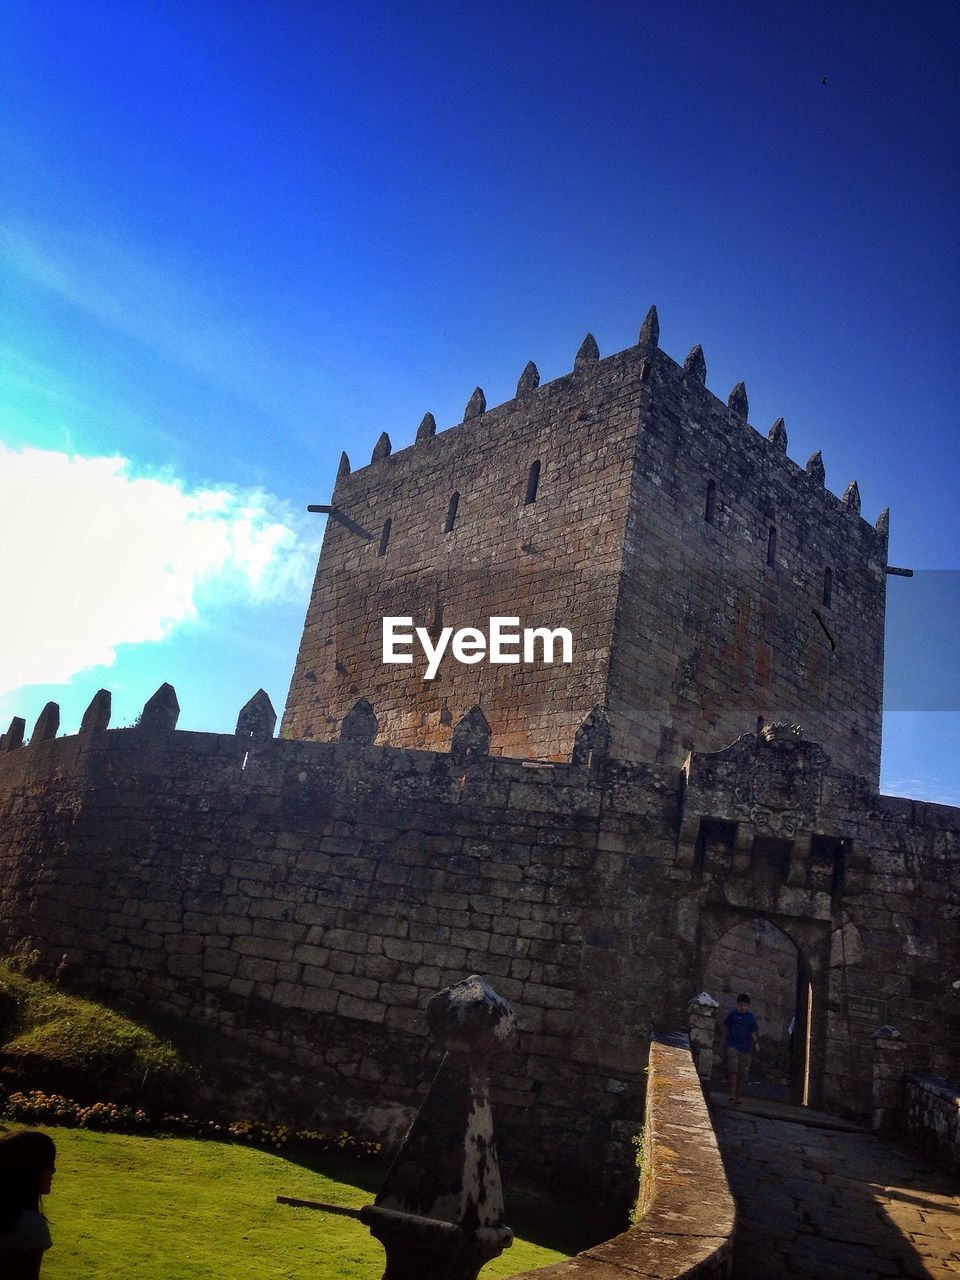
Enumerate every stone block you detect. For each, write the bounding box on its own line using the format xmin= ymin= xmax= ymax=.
xmin=301 ymin=965 xmax=334 ymax=989
xmin=237 ymin=956 xmax=278 ymax=983
xmin=234 ymin=936 xmax=294 ymax=962
xmin=337 ymin=993 xmax=387 ymax=1024
xmin=292 ymin=943 xmax=330 ymax=966
xmin=378 ymin=982 xmax=421 ymax=1007
xmin=333 ymin=972 xmax=379 ymax=1000
xmin=273 ymin=982 xmax=304 ymax=1008
xmin=383 ymin=938 xmax=423 ymax=963
xmin=302 ymin=987 xmax=338 ymax=1013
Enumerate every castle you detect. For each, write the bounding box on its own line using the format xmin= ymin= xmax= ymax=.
xmin=1 ymin=310 xmax=957 ymax=1211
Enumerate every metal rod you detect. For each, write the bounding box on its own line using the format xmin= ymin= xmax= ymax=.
xmin=306 ymin=505 xmax=374 ymax=541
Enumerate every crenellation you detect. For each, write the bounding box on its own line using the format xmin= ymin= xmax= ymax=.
xmin=768 ymin=416 xmax=788 ymax=451
xmin=843 ymin=478 xmax=862 ymax=515
xmin=339 ymin=696 xmax=378 ymax=744
xmin=805 ymin=449 xmax=826 ymax=485
xmin=31 ymin=701 xmax=60 ymax=742
xmin=80 ymin=688 xmax=111 ymax=735
xmin=727 ymin=380 xmax=749 ymax=420
xmin=638 ymin=304 xmax=659 ymax=349
xmin=138 ymin=682 xmax=180 ymax=733
xmin=408 ymin=415 xmax=434 ymax=452
xmin=370 ymin=431 xmax=392 ymax=462
xmin=682 ymin=342 xmax=707 ymax=383
xmin=574 ymin=333 xmax=600 ymax=369
xmin=236 ymin=689 xmax=277 ymax=741
xmin=463 ymin=386 xmax=486 ymax=420
xmin=516 ymin=360 xmax=540 ymax=396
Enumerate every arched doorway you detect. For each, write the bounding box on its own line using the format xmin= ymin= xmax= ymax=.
xmin=702 ymin=918 xmax=812 ymax=1105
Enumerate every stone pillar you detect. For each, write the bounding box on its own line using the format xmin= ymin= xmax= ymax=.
xmin=871 ymin=1025 xmax=908 ymax=1133
xmin=687 ymin=992 xmax=719 ymax=1086
xmin=360 ymin=975 xmax=515 ymax=1280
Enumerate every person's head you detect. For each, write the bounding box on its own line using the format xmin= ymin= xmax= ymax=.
xmin=0 ymin=1131 xmax=56 ymax=1229
xmin=736 ymin=993 xmax=751 ymax=1010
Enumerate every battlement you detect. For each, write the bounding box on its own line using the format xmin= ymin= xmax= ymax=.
xmin=283 ymin=311 xmax=888 ymax=782
xmin=7 ymin=684 xmax=952 ymax=837
xmin=0 ymin=683 xmax=643 ymax=799
xmin=339 ymin=313 xmax=885 ymax=540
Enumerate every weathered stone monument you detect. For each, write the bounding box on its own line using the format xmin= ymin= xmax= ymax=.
xmin=361 ymin=974 xmax=515 ymax=1279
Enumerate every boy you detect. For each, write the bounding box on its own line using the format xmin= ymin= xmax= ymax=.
xmin=724 ymin=993 xmax=759 ymax=1105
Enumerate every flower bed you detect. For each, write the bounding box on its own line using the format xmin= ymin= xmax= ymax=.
xmin=2 ymin=1088 xmax=382 ymax=1159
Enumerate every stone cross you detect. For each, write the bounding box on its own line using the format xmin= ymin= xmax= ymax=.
xmin=361 ymin=974 xmax=515 ymax=1280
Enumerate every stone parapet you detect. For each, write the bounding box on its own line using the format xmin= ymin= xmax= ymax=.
xmin=903 ymin=1073 xmax=960 ymax=1177
xmin=504 ymin=1032 xmax=735 ymax=1280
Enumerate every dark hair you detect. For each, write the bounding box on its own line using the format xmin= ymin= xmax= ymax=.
xmin=0 ymin=1130 xmax=56 ymax=1232
xmin=736 ymin=993 xmax=751 ymax=1004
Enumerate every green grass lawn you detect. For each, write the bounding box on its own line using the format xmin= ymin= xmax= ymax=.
xmin=19 ymin=1126 xmax=571 ymax=1279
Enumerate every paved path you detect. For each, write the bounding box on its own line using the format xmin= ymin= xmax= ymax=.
xmin=713 ymin=1098 xmax=960 ymax=1279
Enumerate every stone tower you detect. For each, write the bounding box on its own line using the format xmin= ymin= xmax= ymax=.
xmin=282 ymin=312 xmax=887 ymax=783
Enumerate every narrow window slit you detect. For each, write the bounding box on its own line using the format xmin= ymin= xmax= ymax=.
xmin=444 ymin=492 xmax=460 ymax=532
xmin=525 ymin=460 xmax=541 ymax=505
xmin=705 ymin=479 xmax=717 ymax=524
xmin=766 ymin=525 xmax=777 ymax=566
xmin=377 ymin=518 xmax=392 ymax=556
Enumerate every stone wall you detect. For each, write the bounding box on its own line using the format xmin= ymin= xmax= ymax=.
xmin=0 ymin=722 xmax=674 ymax=1209
xmin=1 ymin=714 xmax=958 ymax=1202
xmin=282 ymin=320 xmax=886 ymax=782
xmin=903 ymin=1073 xmax=960 ymax=1177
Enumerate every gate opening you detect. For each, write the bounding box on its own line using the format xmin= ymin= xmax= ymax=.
xmin=703 ymin=919 xmax=812 ymax=1106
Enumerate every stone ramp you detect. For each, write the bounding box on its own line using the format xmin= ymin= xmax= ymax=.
xmin=713 ymin=1100 xmax=960 ymax=1279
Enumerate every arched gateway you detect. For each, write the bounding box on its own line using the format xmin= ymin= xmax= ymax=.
xmin=702 ymin=918 xmax=813 ymax=1105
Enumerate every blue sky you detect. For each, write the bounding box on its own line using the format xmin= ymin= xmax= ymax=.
xmin=1 ymin=1 xmax=957 ymax=801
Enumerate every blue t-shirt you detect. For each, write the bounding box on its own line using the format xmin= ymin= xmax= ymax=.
xmin=724 ymin=1008 xmax=758 ymax=1051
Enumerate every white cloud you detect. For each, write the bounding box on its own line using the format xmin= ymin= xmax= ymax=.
xmin=0 ymin=445 xmax=313 ymax=694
